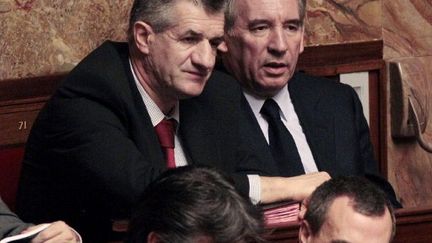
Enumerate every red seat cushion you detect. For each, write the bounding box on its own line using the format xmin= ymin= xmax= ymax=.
xmin=0 ymin=147 xmax=25 ymax=211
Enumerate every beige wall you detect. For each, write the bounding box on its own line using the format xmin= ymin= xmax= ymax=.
xmin=0 ymin=0 xmax=132 ymax=80
xmin=0 ymin=0 xmax=381 ymax=80
xmin=306 ymin=0 xmax=381 ymax=45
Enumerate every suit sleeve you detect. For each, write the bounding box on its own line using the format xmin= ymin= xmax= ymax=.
xmin=184 ymin=70 xmax=255 ymax=199
xmin=18 ymin=97 xmax=165 ymax=222
xmin=60 ymin=99 xmax=163 ymax=203
xmin=0 ymin=198 xmax=32 ymax=239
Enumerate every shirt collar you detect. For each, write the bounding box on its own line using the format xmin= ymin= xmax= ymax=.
xmin=243 ymin=83 xmax=290 ymax=121
xmin=129 ymin=59 xmax=180 ymax=127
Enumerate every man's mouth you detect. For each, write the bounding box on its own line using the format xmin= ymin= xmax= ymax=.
xmin=263 ymin=62 xmax=288 ymax=75
xmin=184 ymin=70 xmax=208 ymax=80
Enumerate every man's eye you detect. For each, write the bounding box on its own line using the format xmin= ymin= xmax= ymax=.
xmin=250 ymin=25 xmax=268 ymax=33
xmin=182 ymin=37 xmax=199 ymax=44
xmin=286 ymin=24 xmax=299 ymax=31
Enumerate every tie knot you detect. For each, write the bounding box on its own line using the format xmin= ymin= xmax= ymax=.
xmin=260 ymin=99 xmax=281 ymax=121
xmin=154 ymin=119 xmax=176 ymax=148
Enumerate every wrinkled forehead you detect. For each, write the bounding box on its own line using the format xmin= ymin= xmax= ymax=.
xmin=169 ymin=1 xmax=225 ymax=36
xmin=322 ymin=197 xmax=393 ymax=243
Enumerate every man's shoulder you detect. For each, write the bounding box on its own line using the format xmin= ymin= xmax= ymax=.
xmin=291 ymin=71 xmax=355 ymax=95
xmin=56 ymin=41 xmax=133 ymax=101
xmin=181 ymin=70 xmax=242 ymax=116
xmin=292 ymin=72 xmax=338 ymax=86
xmin=68 ymin=41 xmax=129 ymax=78
xmin=207 ymin=69 xmax=241 ymax=88
xmin=201 ymin=70 xmax=242 ymax=98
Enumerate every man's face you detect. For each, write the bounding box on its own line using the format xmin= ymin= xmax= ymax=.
xmin=301 ymin=196 xmax=393 ymax=243
xmin=223 ymin=0 xmax=305 ymax=97
xmin=144 ymin=0 xmax=225 ymax=100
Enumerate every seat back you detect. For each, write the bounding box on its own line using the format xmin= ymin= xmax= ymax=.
xmin=0 ymin=147 xmax=25 ymax=211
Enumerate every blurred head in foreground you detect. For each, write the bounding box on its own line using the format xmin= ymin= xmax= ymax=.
xmin=127 ymin=166 xmax=265 ymax=243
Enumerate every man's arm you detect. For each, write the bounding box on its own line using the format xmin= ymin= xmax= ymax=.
xmin=259 ymin=172 xmax=331 ymax=204
xmin=1 ymin=199 xmax=80 ymax=242
xmin=0 ymin=198 xmax=31 ymax=238
xmin=19 ymin=97 xmax=166 ymax=220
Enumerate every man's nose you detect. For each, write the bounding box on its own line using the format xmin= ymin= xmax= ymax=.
xmin=191 ymin=41 xmax=215 ymax=71
xmin=268 ymin=27 xmax=288 ymax=55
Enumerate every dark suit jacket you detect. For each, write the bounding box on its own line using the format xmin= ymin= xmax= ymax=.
xmin=16 ymin=41 xmax=250 ymax=242
xmin=238 ymin=71 xmax=401 ymax=207
xmin=0 ymin=197 xmax=31 ymax=240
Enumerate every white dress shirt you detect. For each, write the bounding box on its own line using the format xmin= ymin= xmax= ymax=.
xmin=244 ymin=84 xmax=319 ymax=203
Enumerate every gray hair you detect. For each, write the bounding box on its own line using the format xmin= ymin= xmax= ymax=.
xmin=128 ymin=0 xmax=228 ymax=43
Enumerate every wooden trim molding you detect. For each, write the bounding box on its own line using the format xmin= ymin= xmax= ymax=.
xmin=0 ymin=74 xmax=65 ymax=105
xmin=0 ymin=75 xmax=64 ymax=147
xmin=298 ymin=40 xmax=383 ymax=68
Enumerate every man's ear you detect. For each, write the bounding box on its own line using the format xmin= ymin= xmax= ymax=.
xmin=299 ymin=26 xmax=305 ymax=54
xmin=133 ymin=21 xmax=154 ymax=54
xmin=298 ymin=220 xmax=312 ymax=243
xmin=147 ymin=231 xmax=161 ymax=243
xmin=217 ymin=41 xmax=228 ymax=53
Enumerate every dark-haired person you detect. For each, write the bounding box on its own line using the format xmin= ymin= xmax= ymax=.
xmin=16 ymin=0 xmax=245 ymax=241
xmin=127 ymin=166 xmax=265 ymax=243
xmin=299 ymin=176 xmax=395 ymax=243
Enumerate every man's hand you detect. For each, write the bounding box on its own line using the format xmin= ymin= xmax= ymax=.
xmin=260 ymin=172 xmax=331 ymax=204
xmin=25 ymin=221 xmax=79 ymax=243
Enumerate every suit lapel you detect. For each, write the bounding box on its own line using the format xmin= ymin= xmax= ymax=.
xmin=119 ymin=47 xmax=166 ymax=170
xmin=288 ymin=73 xmax=336 ymax=172
xmin=240 ymin=94 xmax=281 ymax=175
xmin=135 ymin=103 xmax=166 ymax=169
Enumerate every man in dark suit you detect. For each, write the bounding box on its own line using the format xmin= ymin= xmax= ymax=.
xmin=219 ymin=0 xmax=400 ymax=206
xmin=16 ymin=0 xmax=247 ymax=241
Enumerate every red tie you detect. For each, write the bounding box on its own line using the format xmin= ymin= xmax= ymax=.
xmin=154 ymin=119 xmax=176 ymax=169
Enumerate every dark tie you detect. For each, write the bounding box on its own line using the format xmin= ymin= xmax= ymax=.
xmin=154 ymin=119 xmax=176 ymax=169
xmin=260 ymin=99 xmax=305 ymax=176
